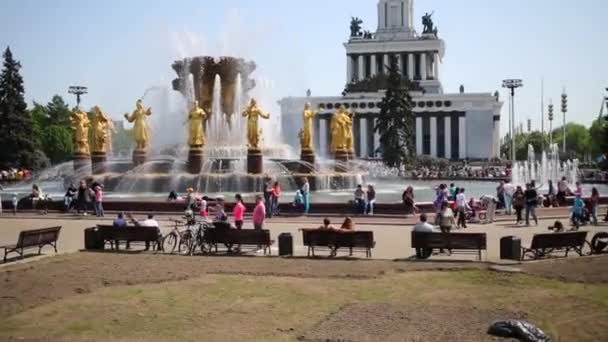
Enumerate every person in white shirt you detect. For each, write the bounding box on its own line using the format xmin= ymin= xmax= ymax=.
xmin=413 ymin=214 xmax=438 ymax=258
xmin=128 ymin=213 xmax=160 ymax=251
xmin=480 ymin=195 xmax=498 ymax=224
xmin=455 ymin=188 xmax=470 ymax=229
xmin=502 ymin=181 xmax=515 ymax=215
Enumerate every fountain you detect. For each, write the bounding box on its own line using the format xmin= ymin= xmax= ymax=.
xmin=512 ymin=143 xmax=579 ymax=187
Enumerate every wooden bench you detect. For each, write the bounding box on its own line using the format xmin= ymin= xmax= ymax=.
xmin=411 ymin=232 xmax=487 ymax=260
xmin=203 ymin=228 xmax=274 ymax=255
xmin=95 ymin=225 xmax=161 ymax=251
xmin=301 ymin=229 xmax=376 ymax=258
xmin=521 ymin=231 xmax=588 ymax=260
xmin=1 ymin=226 xmax=61 ymax=262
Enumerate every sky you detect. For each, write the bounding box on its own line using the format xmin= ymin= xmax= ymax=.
xmin=1 ymin=0 xmax=607 ymax=137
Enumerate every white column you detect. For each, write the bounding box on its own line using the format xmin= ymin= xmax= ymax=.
xmin=358 ymin=55 xmax=365 ymax=80
xmin=359 ymin=117 xmax=368 ymax=158
xmin=415 ymin=116 xmax=422 ymax=155
xmin=374 ymin=118 xmax=380 ymax=157
xmin=370 ymin=55 xmax=377 ymax=77
xmin=319 ymin=118 xmax=328 ymax=157
xmin=407 ymin=53 xmax=414 ymax=80
xmin=430 ymin=116 xmax=437 ymax=157
xmin=459 ymin=116 xmax=467 ymax=159
xmin=444 ymin=117 xmax=452 ymax=159
xmin=397 ymin=53 xmax=404 ymax=75
xmin=433 ymin=53 xmax=440 ymax=80
xmin=346 ymin=56 xmax=353 ymax=83
xmin=383 ymin=54 xmax=389 ymax=74
xmin=493 ymin=119 xmax=500 ymax=158
xmin=420 ymin=52 xmax=427 ymax=81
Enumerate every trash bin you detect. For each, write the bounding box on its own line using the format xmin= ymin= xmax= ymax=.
xmin=500 ymin=236 xmax=521 ymax=261
xmin=278 ymin=232 xmax=293 ymax=256
xmin=84 ymin=227 xmax=104 ymax=250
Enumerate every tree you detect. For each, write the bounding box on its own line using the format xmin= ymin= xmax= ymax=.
xmin=589 ymin=117 xmax=608 ymax=157
xmin=0 ymin=47 xmax=48 ymax=170
xmin=513 ymin=131 xmax=547 ymax=160
xmin=29 ymin=96 xmax=74 ymax=164
xmin=374 ymin=56 xmax=415 ymax=171
xmin=552 ymin=123 xmax=591 ymax=160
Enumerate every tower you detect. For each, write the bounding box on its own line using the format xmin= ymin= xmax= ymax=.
xmin=377 ymin=0 xmax=415 ymax=39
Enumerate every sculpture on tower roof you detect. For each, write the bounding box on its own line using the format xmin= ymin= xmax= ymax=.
xmin=350 ymin=17 xmax=363 ymax=37
xmin=422 ymin=11 xmax=438 ymax=35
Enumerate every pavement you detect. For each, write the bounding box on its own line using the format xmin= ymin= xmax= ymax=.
xmin=0 ymin=207 xmax=607 ymax=264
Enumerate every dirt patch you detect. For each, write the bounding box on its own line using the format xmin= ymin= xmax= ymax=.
xmin=301 ymin=303 xmax=525 ymax=342
xmin=520 ymin=255 xmax=608 ymax=283
xmin=0 ymin=252 xmax=483 ymax=317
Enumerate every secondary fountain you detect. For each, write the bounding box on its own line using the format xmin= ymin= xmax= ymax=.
xmin=512 ymin=143 xmax=579 ymax=187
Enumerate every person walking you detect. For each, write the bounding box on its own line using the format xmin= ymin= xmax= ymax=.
xmin=556 ymin=177 xmax=569 ymax=206
xmin=524 ymin=183 xmax=539 ymax=226
xmin=252 ymin=194 xmax=266 ymax=230
xmin=263 ymin=180 xmax=273 ymax=218
xmin=512 ymin=186 xmax=525 ymax=225
xmin=233 ymin=194 xmax=245 ymax=230
xmin=93 ymin=184 xmax=104 ymax=217
xmin=11 ymin=193 xmax=18 ymax=215
xmin=571 ymin=194 xmax=585 ymax=229
xmin=64 ymin=183 xmax=77 ymax=212
xmin=185 ymin=188 xmax=196 ymax=211
xmin=301 ymin=177 xmax=310 ymax=215
xmin=590 ymin=187 xmax=600 ymax=226
xmin=455 ymin=188 xmax=469 ymax=229
xmin=366 ymin=184 xmax=376 ymax=216
xmin=271 ymin=181 xmax=281 ymax=217
xmin=503 ymin=181 xmax=515 ymax=215
xmin=76 ymin=180 xmax=89 ymax=215
xmin=496 ymin=181 xmax=505 ymax=209
xmin=402 ymin=186 xmax=416 ymax=216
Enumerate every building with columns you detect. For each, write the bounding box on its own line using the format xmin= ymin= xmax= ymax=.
xmin=279 ymin=0 xmax=503 ymax=160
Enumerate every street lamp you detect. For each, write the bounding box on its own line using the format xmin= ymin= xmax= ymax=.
xmin=68 ymin=86 xmax=88 ymax=108
xmin=548 ymin=102 xmax=554 ymax=146
xmin=561 ymin=91 xmax=568 ymax=153
xmin=502 ymin=79 xmax=523 ymax=164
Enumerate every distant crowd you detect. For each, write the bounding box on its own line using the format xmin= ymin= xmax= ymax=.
xmin=411 ymin=166 xmax=506 ymax=180
xmin=0 ymin=168 xmax=31 ymax=183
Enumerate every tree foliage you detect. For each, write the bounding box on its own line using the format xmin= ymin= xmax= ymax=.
xmin=375 ymin=56 xmax=415 ymax=171
xmin=29 ymin=96 xmax=74 ymax=164
xmin=589 ymin=117 xmax=608 ymax=157
xmin=0 ymin=47 xmax=49 ymax=170
xmin=551 ymin=123 xmax=591 ymax=160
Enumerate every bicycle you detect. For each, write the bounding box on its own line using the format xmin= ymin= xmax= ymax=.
xmin=189 ymin=221 xmax=215 ymax=256
xmin=162 ymin=219 xmax=196 ymax=254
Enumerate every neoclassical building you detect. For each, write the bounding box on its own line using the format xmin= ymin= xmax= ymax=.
xmin=279 ymin=0 xmax=503 ymax=160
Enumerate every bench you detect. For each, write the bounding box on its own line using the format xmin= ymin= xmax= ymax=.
xmin=521 ymin=231 xmax=588 ymax=260
xmin=204 ymin=228 xmax=273 ymax=255
xmin=411 ymin=232 xmax=487 ymax=261
xmin=301 ymin=229 xmax=376 ymax=258
xmin=1 ymin=226 xmax=61 ymax=262
xmin=94 ymin=225 xmax=161 ymax=251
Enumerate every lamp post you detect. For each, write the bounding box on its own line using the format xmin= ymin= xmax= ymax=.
xmin=548 ymin=102 xmax=554 ymax=146
xmin=502 ymin=79 xmax=523 ymax=165
xmin=68 ymin=86 xmax=88 ymax=108
xmin=561 ymin=91 xmax=568 ymax=153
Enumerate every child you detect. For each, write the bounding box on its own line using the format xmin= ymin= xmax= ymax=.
xmin=12 ymin=193 xmax=18 ymax=215
xmin=199 ymin=196 xmax=209 ymax=220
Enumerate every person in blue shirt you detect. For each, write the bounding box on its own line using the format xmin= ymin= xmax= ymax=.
xmin=571 ymin=194 xmax=585 ymax=229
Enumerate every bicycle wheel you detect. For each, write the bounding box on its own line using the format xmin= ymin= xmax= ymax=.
xmin=179 ymin=233 xmax=193 ymax=255
xmin=163 ymin=233 xmax=177 ymax=254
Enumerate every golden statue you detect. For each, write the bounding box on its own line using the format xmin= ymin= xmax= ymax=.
xmin=242 ymin=98 xmax=270 ymax=149
xmin=124 ymin=99 xmax=152 ymax=150
xmin=301 ymin=102 xmax=317 ymax=150
xmin=70 ymin=108 xmax=90 ymax=155
xmin=105 ymin=119 xmax=116 ymax=155
xmin=188 ymin=100 xmax=207 ymax=147
xmin=330 ymin=105 xmax=352 ymax=153
xmin=91 ymin=106 xmax=109 ymax=153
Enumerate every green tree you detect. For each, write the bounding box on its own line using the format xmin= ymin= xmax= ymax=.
xmin=0 ymin=47 xmax=49 ymax=170
xmin=589 ymin=117 xmax=608 ymax=157
xmin=375 ymin=56 xmax=415 ymax=171
xmin=552 ymin=123 xmax=590 ymax=160
xmin=514 ymin=131 xmax=547 ymax=160
xmin=29 ymin=96 xmax=74 ymax=164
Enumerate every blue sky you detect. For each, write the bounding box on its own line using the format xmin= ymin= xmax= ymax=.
xmin=1 ymin=0 xmax=606 ymax=136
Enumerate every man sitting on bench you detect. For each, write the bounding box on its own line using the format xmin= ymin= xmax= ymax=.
xmin=413 ymin=213 xmax=439 ymax=258
xmin=127 ymin=213 xmax=160 ymax=251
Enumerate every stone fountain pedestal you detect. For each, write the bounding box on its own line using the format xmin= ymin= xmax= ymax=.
xmin=132 ymin=149 xmax=147 ymax=167
xmin=73 ymin=152 xmax=89 ymax=171
xmin=300 ymin=148 xmax=316 ymax=173
xmin=187 ymin=146 xmax=204 ymax=174
xmin=334 ymin=149 xmax=350 ymax=173
xmin=91 ymin=151 xmax=107 ymax=174
xmin=247 ymin=148 xmax=263 ymax=174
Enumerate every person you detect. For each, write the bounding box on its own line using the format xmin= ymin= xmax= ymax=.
xmin=233 ymin=194 xmax=245 ymax=230
xmin=524 ymin=183 xmax=539 ymax=226
xmin=214 ymin=198 xmax=228 ymax=222
xmin=455 ymin=188 xmax=469 ymax=229
xmin=199 ymin=196 xmax=209 ymax=220
xmin=185 ymin=188 xmax=196 ymax=211
xmin=571 ymin=194 xmax=585 ymax=229
xmin=12 ymin=193 xmax=18 ymax=215
xmin=590 ymin=187 xmax=600 ymax=226
xmin=64 ymin=183 xmax=77 ymax=212
xmin=93 ymin=184 xmax=104 ymax=217
xmin=354 ymin=185 xmax=366 ymax=215
xmin=402 ymin=186 xmax=417 ymax=216
xmin=75 ymin=180 xmax=89 ymax=215
xmin=449 ymin=183 xmax=457 ymax=201
xmin=271 ymin=181 xmax=281 ymax=217
xmin=435 ymin=201 xmax=455 ymax=234
xmin=252 ymin=194 xmax=266 ymax=230
xmin=549 ymin=220 xmax=566 ymax=233
xmin=575 ymin=181 xmax=583 ymax=197
xmin=480 ymin=195 xmax=498 ymax=224
xmin=113 ymin=212 xmax=129 ymax=249
xmin=263 ymin=179 xmax=273 ymax=218
xmin=503 ymin=181 xmax=515 ymax=215
xmin=496 ymin=181 xmax=505 ymax=209
xmin=167 ymin=190 xmax=178 ymax=201
xmin=413 ymin=213 xmax=439 ymax=258
xmin=556 ymin=177 xmax=568 ymax=206
xmin=512 ymin=186 xmax=525 ymax=225
xmin=340 ymin=217 xmax=355 ymax=231
xmin=293 ymin=190 xmax=304 ymax=213
xmin=366 ymin=184 xmax=376 ymax=216
xmin=128 ymin=213 xmax=160 ymax=251
xmin=433 ymin=184 xmax=448 ymax=213
xmin=546 ymin=180 xmax=556 ymax=207
xmin=301 ymin=177 xmax=310 ymax=215
xmin=30 ymin=184 xmax=41 ymax=212
xmin=318 ymin=218 xmax=335 ymax=230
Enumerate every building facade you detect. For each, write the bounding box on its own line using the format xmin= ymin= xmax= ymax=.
xmin=279 ymin=0 xmax=503 ymax=160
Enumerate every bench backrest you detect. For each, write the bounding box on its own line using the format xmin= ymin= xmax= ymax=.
xmin=204 ymin=228 xmax=271 ymax=245
xmin=411 ymin=232 xmax=487 ymax=250
xmin=16 ymin=226 xmax=62 ymax=248
xmin=530 ymin=231 xmax=588 ymax=250
xmin=96 ymin=225 xmax=159 ymax=242
xmin=302 ymin=229 xmax=375 ymax=248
